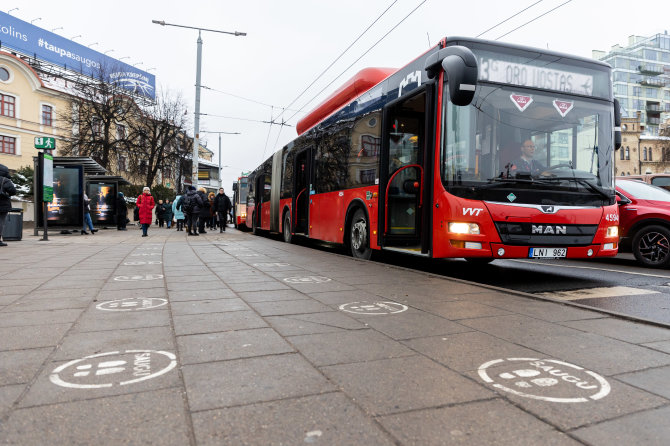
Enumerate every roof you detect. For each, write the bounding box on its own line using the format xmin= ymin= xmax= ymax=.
xmin=86 ymin=175 xmax=131 ymax=185
xmin=52 ymin=156 xmax=107 ymax=175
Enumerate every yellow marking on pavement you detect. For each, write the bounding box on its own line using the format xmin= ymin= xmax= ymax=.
xmin=510 ymin=259 xmax=670 ymax=279
xmin=537 ymin=286 xmax=660 ymax=301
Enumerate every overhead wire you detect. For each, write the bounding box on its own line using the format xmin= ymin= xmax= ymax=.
xmin=495 ymin=0 xmax=573 ymax=40
xmin=274 ymin=0 xmax=399 ymax=123
xmin=285 ymin=0 xmax=428 ymax=125
xmin=201 ymin=85 xmax=302 ymax=113
xmin=476 ymin=0 xmax=545 ymax=38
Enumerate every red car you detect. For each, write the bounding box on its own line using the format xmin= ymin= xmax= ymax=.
xmin=616 ymin=178 xmax=670 ymax=268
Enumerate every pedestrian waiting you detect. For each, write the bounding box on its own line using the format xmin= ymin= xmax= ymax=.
xmin=173 ymin=194 xmax=185 ymax=231
xmin=214 ymin=187 xmax=232 ymax=233
xmin=0 ymin=164 xmax=17 ymax=247
xmin=81 ymin=193 xmax=98 ymax=235
xmin=136 ymin=187 xmax=155 ymax=237
xmin=183 ymin=186 xmax=202 ymax=236
xmin=116 ymin=192 xmax=128 ymax=231
xmin=163 ymin=198 xmax=174 ymax=229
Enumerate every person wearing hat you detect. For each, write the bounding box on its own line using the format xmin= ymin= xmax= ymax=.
xmin=116 ymin=192 xmax=128 ymax=231
xmin=0 ymin=164 xmax=17 ymax=246
xmin=136 ymin=186 xmax=155 ymax=237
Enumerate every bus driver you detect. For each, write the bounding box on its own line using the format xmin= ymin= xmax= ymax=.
xmin=511 ymin=139 xmax=545 ymax=176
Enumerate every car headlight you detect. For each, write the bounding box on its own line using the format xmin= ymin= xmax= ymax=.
xmin=448 ymin=222 xmax=480 ymax=235
xmin=606 ymin=226 xmax=618 ymax=238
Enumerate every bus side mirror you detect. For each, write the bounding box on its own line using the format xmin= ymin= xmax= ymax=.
xmin=616 ymin=193 xmax=631 ymax=205
xmin=614 ymin=98 xmax=622 ymax=151
xmin=424 ymin=46 xmax=478 ymax=106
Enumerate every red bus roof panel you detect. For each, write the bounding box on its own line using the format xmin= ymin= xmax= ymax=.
xmin=296 ymin=67 xmax=397 ymax=135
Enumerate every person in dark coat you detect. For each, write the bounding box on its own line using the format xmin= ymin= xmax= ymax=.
xmin=197 ymin=187 xmax=210 ymax=234
xmin=0 ymin=164 xmax=17 ymax=246
xmin=136 ymin=186 xmax=155 ymax=237
xmin=156 ymin=199 xmax=165 ymax=227
xmin=163 ymin=199 xmax=174 ymax=229
xmin=184 ymin=186 xmax=203 ymax=236
xmin=213 ymin=187 xmax=232 ymax=233
xmin=116 ymin=192 xmax=128 ymax=230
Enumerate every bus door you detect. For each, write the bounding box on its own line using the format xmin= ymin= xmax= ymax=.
xmin=293 ymin=148 xmax=313 ymax=235
xmin=379 ymin=90 xmax=427 ymax=250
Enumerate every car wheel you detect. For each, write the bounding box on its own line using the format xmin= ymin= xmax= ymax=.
xmin=283 ymin=212 xmax=293 ymax=244
xmin=632 ymin=225 xmax=670 ymax=268
xmin=349 ymin=209 xmax=372 ymax=260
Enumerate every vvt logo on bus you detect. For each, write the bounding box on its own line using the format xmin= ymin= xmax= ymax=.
xmin=463 ymin=208 xmax=484 ymax=216
xmin=532 ymin=225 xmax=567 ymax=235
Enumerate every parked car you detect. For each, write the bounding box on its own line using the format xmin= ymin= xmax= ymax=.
xmin=620 ymin=173 xmax=670 ymax=191
xmin=616 ymin=178 xmax=670 ymax=268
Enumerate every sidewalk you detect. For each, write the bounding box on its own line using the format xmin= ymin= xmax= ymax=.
xmin=0 ymin=226 xmax=669 ymax=445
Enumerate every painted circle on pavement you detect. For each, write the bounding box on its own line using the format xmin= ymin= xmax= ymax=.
xmin=477 ymin=358 xmax=611 ymax=403
xmin=339 ymin=301 xmax=408 ymax=315
xmin=96 ymin=297 xmax=168 ymax=311
xmin=50 ymin=350 xmax=177 ymax=389
xmin=284 ymin=276 xmax=332 ymax=284
xmin=123 ymin=261 xmax=162 ymax=265
xmin=130 ymin=252 xmax=161 ymax=257
xmin=113 ymin=274 xmax=163 ymax=282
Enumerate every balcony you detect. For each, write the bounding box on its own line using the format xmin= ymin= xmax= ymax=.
xmin=639 ymin=78 xmax=666 ymax=87
xmin=646 ymin=103 xmax=662 ymax=113
xmin=638 ymin=64 xmax=665 ymax=76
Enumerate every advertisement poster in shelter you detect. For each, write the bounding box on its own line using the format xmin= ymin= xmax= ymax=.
xmin=87 ymin=183 xmax=117 ymax=225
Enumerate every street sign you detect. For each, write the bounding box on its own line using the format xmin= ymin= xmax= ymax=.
xmin=35 ymin=137 xmax=56 ymax=149
xmin=43 ymin=153 xmax=53 ymax=202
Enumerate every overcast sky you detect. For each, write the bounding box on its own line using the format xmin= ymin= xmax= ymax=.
xmin=7 ymin=0 xmax=670 ymax=190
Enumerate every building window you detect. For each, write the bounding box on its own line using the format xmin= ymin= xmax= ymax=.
xmin=643 ymin=147 xmax=647 ymax=160
xmin=625 ymin=147 xmax=630 ymax=160
xmin=649 ymin=149 xmax=653 ymax=161
xmin=0 ymin=135 xmax=16 ymax=154
xmin=118 ymin=155 xmax=127 ymax=172
xmin=139 ymin=160 xmax=147 ymax=174
xmin=92 ymin=118 xmax=101 ymax=138
xmin=0 ymin=67 xmax=9 ymax=82
xmin=1 ymin=94 xmax=15 ymax=117
xmin=42 ymin=105 xmax=53 ymax=126
xmin=620 ymin=147 xmax=625 ymax=160
xmin=360 ymin=134 xmax=381 ymax=157
xmin=116 ymin=124 xmax=126 ymax=140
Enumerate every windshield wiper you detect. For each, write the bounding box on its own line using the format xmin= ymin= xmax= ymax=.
xmin=550 ymin=176 xmax=612 ymax=201
xmin=478 ymin=177 xmax=556 ymax=189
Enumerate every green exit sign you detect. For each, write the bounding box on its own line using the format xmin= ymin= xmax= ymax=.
xmin=35 ymin=137 xmax=56 ymax=149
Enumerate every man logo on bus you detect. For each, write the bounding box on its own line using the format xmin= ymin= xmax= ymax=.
xmin=532 ymin=225 xmax=567 ymax=235
xmin=399 ymin=71 xmax=422 ymax=98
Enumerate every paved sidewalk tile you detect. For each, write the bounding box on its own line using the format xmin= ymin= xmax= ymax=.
xmin=0 ymin=348 xmax=53 ymax=386
xmin=0 ymin=324 xmax=72 ymax=351
xmin=0 ymin=388 xmax=190 ymax=446
xmin=378 ymin=399 xmax=581 ymax=446
xmin=192 ymin=392 xmax=396 ymax=446
xmin=572 ymin=406 xmax=670 ymax=446
xmin=170 ymin=298 xmax=250 ymax=316
xmin=322 ymin=355 xmax=493 ymax=416
xmin=173 ymin=310 xmax=268 ymax=336
xmin=182 ymin=354 xmax=334 ymax=411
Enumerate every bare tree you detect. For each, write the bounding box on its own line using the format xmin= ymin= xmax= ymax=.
xmin=57 ymin=63 xmax=140 ymax=170
xmin=127 ymin=90 xmax=189 ymax=187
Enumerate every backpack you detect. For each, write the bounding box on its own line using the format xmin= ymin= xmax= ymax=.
xmin=182 ymin=194 xmax=195 ymax=214
xmin=175 ymin=196 xmax=183 ymax=211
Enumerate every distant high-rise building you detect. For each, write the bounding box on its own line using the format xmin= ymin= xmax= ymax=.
xmin=593 ymin=32 xmax=670 ymax=136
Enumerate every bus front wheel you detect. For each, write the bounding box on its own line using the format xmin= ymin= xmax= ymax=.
xmin=349 ymin=209 xmax=372 ymax=260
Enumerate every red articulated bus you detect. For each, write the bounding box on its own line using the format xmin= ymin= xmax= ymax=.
xmin=246 ymin=36 xmax=622 ymax=262
xmin=232 ymin=174 xmax=249 ymax=230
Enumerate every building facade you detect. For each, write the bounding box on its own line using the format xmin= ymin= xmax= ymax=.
xmin=0 ymin=52 xmax=69 ymax=171
xmin=616 ymin=113 xmax=670 ymax=176
xmin=593 ymin=33 xmax=670 ymax=136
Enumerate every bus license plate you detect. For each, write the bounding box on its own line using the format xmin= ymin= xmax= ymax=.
xmin=529 ymin=247 xmax=567 ymax=258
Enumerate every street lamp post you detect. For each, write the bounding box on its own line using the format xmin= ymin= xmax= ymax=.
xmin=202 ymin=131 xmax=240 ymax=187
xmin=152 ymin=19 xmax=246 ymax=190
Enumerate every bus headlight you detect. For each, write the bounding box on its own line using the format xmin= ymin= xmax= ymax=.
xmin=449 ymin=222 xmax=480 ymax=235
xmin=606 ymin=226 xmax=618 ymax=238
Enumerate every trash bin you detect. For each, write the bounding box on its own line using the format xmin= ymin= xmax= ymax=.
xmin=3 ymin=208 xmax=23 ymax=241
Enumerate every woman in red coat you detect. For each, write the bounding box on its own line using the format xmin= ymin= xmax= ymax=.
xmin=136 ymin=186 xmax=155 ymax=237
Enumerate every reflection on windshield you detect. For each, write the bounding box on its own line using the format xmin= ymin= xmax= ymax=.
xmin=442 ymin=85 xmax=614 ymax=204
xmin=618 ymin=180 xmax=670 ymax=202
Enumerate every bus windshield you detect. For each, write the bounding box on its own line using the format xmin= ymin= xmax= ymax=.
xmin=441 ymin=84 xmax=615 ymax=206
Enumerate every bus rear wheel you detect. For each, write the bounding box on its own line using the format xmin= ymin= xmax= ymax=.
xmin=349 ymin=209 xmax=372 ymax=260
xmin=283 ymin=212 xmax=293 ymax=244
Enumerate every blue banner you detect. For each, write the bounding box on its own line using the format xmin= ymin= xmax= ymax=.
xmin=0 ymin=12 xmax=155 ymax=99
